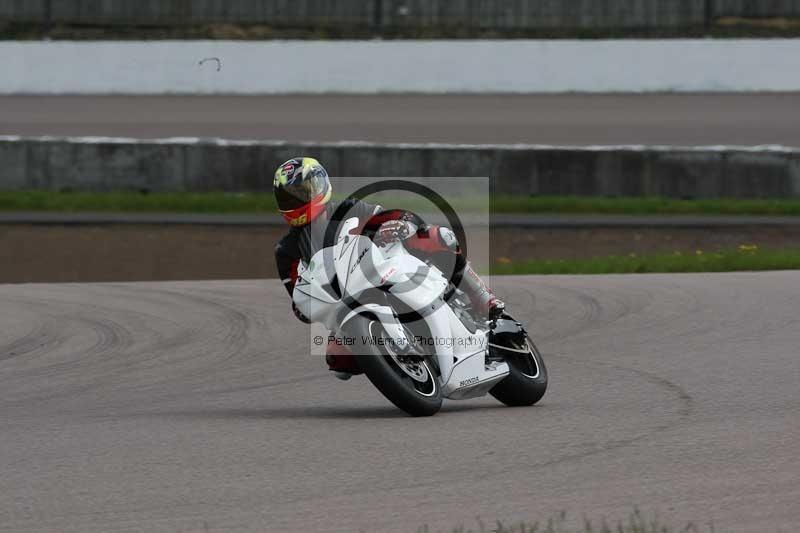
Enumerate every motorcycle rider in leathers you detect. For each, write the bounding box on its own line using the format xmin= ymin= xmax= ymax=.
xmin=273 ymin=157 xmax=504 ymax=379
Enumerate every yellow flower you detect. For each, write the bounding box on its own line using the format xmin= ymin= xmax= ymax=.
xmin=695 ymin=250 xmax=703 ymax=256
xmin=496 ymin=256 xmax=512 ymax=264
xmin=738 ymin=244 xmax=759 ymax=253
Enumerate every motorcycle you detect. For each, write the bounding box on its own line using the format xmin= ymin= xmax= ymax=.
xmin=292 ymin=215 xmax=547 ymax=417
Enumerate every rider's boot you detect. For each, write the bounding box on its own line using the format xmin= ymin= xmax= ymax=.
xmin=326 ymin=338 xmax=362 ymax=380
xmin=459 ymin=262 xmax=505 ymax=320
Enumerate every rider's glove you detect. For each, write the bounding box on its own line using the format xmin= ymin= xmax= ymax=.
xmin=375 ymin=220 xmax=415 ymax=247
xmin=292 ymin=302 xmax=312 ymax=324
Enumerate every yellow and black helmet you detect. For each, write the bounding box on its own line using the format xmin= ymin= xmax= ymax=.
xmin=273 ymin=157 xmax=332 ymax=226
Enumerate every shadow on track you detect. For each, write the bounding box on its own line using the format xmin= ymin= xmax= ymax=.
xmin=114 ymin=402 xmax=507 ymax=421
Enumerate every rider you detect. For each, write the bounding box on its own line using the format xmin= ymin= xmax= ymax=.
xmin=273 ymin=157 xmax=504 ymax=379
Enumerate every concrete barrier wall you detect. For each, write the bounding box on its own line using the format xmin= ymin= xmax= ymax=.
xmin=2 ymin=136 xmax=799 ymax=199
xmin=3 ymin=39 xmax=800 ymax=94
xmin=4 ymin=0 xmax=800 ymax=29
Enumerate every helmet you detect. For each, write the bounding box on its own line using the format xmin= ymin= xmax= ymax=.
xmin=273 ymin=157 xmax=332 ymax=227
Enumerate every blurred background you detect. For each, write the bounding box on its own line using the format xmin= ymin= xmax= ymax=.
xmin=2 ymin=0 xmax=800 ymax=282
xmin=4 ymin=0 xmax=800 ymax=39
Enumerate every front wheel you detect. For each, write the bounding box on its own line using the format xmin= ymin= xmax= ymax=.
xmin=345 ymin=318 xmax=442 ymax=417
xmin=490 ymin=336 xmax=548 ymax=407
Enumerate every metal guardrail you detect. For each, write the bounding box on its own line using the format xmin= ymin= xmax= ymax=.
xmin=3 ymin=0 xmax=800 ymax=33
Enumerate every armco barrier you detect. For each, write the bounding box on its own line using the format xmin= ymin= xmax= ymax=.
xmin=1 ymin=137 xmax=799 ymax=198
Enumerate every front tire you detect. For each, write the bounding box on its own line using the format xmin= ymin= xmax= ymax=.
xmin=345 ymin=318 xmax=442 ymax=417
xmin=490 ymin=336 xmax=548 ymax=407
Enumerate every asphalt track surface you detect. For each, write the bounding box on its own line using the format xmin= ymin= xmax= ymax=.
xmin=2 ymin=93 xmax=800 ymax=147
xmin=1 ymin=273 xmax=798 ymax=532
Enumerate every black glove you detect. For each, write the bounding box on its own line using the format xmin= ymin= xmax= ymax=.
xmin=292 ymin=302 xmax=312 ymax=324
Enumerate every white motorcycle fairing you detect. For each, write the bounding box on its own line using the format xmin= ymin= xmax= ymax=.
xmin=292 ymin=217 xmax=509 ymax=400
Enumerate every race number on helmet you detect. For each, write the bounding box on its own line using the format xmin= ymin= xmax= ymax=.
xmin=273 ymin=157 xmax=332 ymax=226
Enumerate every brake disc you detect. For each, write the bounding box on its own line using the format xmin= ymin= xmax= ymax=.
xmin=390 ymin=353 xmax=430 ymax=383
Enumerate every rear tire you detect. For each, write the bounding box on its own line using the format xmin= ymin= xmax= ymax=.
xmin=345 ymin=318 xmax=442 ymax=417
xmin=490 ymin=336 xmax=548 ymax=407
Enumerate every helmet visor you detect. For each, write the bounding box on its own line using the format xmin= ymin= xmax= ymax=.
xmin=275 ymin=170 xmax=328 ymax=211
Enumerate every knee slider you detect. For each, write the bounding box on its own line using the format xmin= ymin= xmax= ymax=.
xmin=439 ymin=227 xmax=459 ymax=251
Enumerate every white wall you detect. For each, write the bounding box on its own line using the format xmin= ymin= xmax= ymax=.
xmin=3 ymin=39 xmax=800 ymax=94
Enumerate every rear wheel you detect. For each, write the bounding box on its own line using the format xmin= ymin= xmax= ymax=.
xmin=346 ymin=318 xmax=442 ymax=417
xmin=490 ymin=336 xmax=548 ymax=407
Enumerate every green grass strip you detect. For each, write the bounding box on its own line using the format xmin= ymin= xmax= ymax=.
xmin=0 ymin=191 xmax=278 ymax=213
xmin=417 ymin=508 xmax=710 ymax=532
xmin=490 ymin=195 xmax=800 ymax=216
xmin=3 ymin=191 xmax=800 ymax=216
xmin=491 ymin=246 xmax=800 ymax=275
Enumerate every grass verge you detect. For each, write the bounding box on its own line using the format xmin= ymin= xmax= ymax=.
xmin=417 ymin=510 xmax=712 ymax=533
xmin=0 ymin=190 xmax=278 ymax=214
xmin=4 ymin=191 xmax=800 ymax=216
xmin=490 ymin=196 xmax=800 ymax=216
xmin=492 ymin=246 xmax=800 ymax=275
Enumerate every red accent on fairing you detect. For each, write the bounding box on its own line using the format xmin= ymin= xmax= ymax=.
xmin=326 ymin=340 xmax=361 ymax=374
xmin=289 ymin=259 xmax=300 ymax=288
xmin=280 ymin=191 xmax=329 ymax=226
xmin=351 ymin=209 xmax=403 ymax=237
xmin=364 ymin=210 xmax=452 ymax=253
xmin=364 ymin=210 xmax=405 ymax=228
xmin=406 ymin=225 xmax=450 ymax=254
